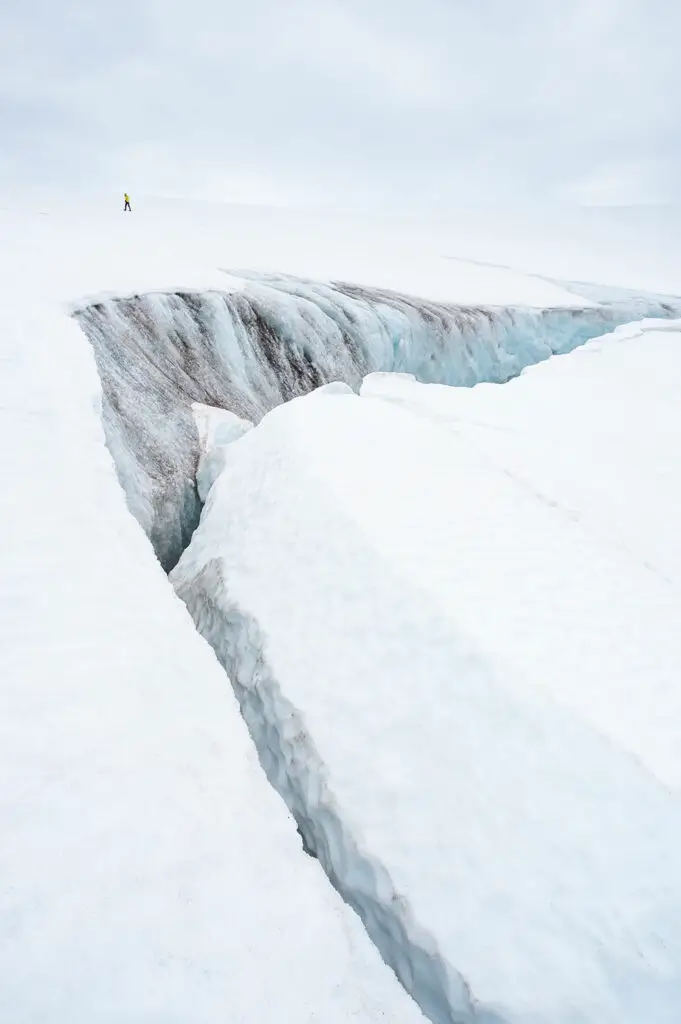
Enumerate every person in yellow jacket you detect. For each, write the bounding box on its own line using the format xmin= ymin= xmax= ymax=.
xmin=124 ymin=193 xmax=132 ymax=212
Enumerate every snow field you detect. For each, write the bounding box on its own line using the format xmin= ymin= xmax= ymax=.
xmin=361 ymin=319 xmax=681 ymax=790
xmin=4 ymin=199 xmax=681 ymax=304
xmin=0 ymin=301 xmax=425 ymax=1023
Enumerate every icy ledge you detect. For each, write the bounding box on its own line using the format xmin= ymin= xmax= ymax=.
xmin=171 ymin=556 xmax=502 ymax=1024
xmin=74 ymin=274 xmax=681 ymax=570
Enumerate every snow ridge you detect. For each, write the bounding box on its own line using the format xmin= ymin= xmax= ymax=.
xmin=172 ymin=557 xmax=505 ymax=1024
xmin=74 ymin=274 xmax=681 ymax=569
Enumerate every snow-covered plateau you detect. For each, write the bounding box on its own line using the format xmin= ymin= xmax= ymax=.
xmin=2 ymin=199 xmax=681 ymax=1023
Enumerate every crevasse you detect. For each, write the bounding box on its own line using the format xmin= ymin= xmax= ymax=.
xmin=73 ymin=271 xmax=681 ymax=570
xmin=171 ymin=557 xmax=505 ymax=1024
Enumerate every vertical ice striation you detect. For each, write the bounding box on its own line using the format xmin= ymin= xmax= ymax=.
xmin=74 ymin=273 xmax=681 ymax=569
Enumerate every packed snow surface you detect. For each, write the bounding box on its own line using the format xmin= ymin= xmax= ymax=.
xmin=172 ymin=323 xmax=681 ymax=1023
xmin=0 ymin=304 xmax=426 ymax=1022
xmin=361 ymin=319 xmax=681 ymax=791
xmin=4 ymin=198 xmax=681 ymax=302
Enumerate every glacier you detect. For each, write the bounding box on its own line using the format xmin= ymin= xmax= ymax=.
xmin=74 ymin=273 xmax=681 ymax=569
xmin=3 ymin=198 xmax=681 ymax=1024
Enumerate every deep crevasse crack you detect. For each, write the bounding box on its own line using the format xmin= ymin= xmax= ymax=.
xmin=73 ymin=277 xmax=681 ymax=571
xmin=171 ymin=558 xmax=506 ymax=1024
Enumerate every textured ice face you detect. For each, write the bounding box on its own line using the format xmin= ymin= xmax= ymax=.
xmin=74 ymin=274 xmax=681 ymax=570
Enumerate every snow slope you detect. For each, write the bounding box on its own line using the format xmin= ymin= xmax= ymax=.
xmin=0 ymin=302 xmax=426 ymax=1022
xmin=361 ymin=319 xmax=681 ymax=791
xmin=172 ymin=325 xmax=681 ymax=1023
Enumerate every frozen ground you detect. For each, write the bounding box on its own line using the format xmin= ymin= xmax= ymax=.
xmin=172 ymin=323 xmax=681 ymax=1023
xmin=1 ymin=197 xmax=680 ymax=1022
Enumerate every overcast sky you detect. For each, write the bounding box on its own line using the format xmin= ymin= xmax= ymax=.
xmin=0 ymin=0 xmax=677 ymax=209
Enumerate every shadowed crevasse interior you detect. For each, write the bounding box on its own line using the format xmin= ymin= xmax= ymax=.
xmin=73 ymin=272 xmax=680 ymax=571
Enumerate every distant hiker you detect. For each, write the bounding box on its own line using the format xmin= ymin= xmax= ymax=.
xmin=124 ymin=193 xmax=132 ymax=212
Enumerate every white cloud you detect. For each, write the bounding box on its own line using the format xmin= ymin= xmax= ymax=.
xmin=0 ymin=0 xmax=677 ymax=208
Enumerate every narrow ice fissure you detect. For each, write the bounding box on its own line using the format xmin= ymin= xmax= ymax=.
xmin=172 ymin=560 xmax=505 ymax=1024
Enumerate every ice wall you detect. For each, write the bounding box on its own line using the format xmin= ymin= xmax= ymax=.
xmin=74 ymin=273 xmax=681 ymax=570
